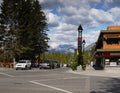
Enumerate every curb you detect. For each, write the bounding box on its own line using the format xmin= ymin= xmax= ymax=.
xmin=67 ymin=66 xmax=120 ymax=78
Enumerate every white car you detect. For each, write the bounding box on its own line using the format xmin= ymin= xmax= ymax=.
xmin=15 ymin=60 xmax=31 ymax=70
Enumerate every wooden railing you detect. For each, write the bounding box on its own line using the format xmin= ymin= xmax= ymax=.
xmin=0 ymin=62 xmax=14 ymax=68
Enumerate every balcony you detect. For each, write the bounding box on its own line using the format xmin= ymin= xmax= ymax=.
xmin=103 ymin=44 xmax=120 ymax=49
xmin=103 ymin=37 xmax=120 ymax=49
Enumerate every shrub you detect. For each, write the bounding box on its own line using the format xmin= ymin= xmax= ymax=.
xmin=82 ymin=58 xmax=86 ymax=70
xmin=82 ymin=64 xmax=86 ymax=70
xmin=71 ymin=55 xmax=78 ymax=71
xmin=71 ymin=61 xmax=78 ymax=71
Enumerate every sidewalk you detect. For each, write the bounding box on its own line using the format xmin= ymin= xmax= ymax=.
xmin=0 ymin=67 xmax=13 ymax=70
xmin=68 ymin=65 xmax=120 ymax=78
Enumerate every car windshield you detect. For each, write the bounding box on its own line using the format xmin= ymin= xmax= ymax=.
xmin=18 ymin=61 xmax=26 ymax=63
xmin=43 ymin=60 xmax=51 ymax=63
xmin=54 ymin=61 xmax=59 ymax=63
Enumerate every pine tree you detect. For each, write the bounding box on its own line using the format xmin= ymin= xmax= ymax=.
xmin=0 ymin=0 xmax=49 ymax=61
xmin=0 ymin=0 xmax=19 ymax=61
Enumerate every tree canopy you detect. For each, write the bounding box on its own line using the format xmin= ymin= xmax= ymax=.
xmin=0 ymin=0 xmax=49 ymax=62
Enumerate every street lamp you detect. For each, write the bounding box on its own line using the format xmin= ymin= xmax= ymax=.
xmin=82 ymin=40 xmax=86 ymax=53
xmin=78 ymin=24 xmax=83 ymax=66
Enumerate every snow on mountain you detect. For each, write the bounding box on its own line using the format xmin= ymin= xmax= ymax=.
xmin=48 ymin=44 xmax=76 ymax=54
xmin=48 ymin=43 xmax=95 ymax=55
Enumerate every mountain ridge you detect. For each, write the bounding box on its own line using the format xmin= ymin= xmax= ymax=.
xmin=48 ymin=43 xmax=95 ymax=54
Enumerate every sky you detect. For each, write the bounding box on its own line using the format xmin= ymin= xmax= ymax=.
xmin=0 ymin=0 xmax=120 ymax=49
xmin=39 ymin=0 xmax=120 ymax=49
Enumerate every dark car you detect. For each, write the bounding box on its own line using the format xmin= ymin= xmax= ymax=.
xmin=39 ymin=60 xmax=54 ymax=69
xmin=53 ymin=61 xmax=60 ymax=68
xmin=66 ymin=61 xmax=72 ymax=67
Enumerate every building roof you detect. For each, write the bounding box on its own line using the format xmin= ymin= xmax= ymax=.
xmin=107 ymin=26 xmax=120 ymax=30
xmin=101 ymin=30 xmax=120 ymax=34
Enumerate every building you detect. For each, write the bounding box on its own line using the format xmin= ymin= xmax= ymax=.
xmin=94 ymin=26 xmax=120 ymax=69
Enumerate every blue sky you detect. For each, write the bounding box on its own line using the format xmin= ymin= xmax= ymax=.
xmin=39 ymin=0 xmax=120 ymax=49
xmin=1 ymin=0 xmax=120 ymax=49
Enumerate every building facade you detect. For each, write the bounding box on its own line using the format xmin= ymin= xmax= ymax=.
xmin=94 ymin=26 xmax=120 ymax=69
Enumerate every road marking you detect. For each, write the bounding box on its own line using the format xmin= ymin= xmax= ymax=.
xmin=30 ymin=81 xmax=72 ymax=93
xmin=30 ymin=77 xmax=87 ymax=93
xmin=0 ymin=72 xmax=14 ymax=77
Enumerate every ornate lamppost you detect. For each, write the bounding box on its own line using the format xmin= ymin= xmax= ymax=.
xmin=78 ymin=24 xmax=83 ymax=66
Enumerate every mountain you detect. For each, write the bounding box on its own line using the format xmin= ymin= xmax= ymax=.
xmin=48 ymin=44 xmax=76 ymax=54
xmin=48 ymin=43 xmax=95 ymax=55
xmin=85 ymin=43 xmax=95 ymax=51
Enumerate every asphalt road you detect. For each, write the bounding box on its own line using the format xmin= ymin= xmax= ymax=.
xmin=0 ymin=67 xmax=120 ymax=93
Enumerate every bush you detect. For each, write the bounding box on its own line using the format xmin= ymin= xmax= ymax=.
xmin=82 ymin=64 xmax=86 ymax=70
xmin=71 ymin=61 xmax=78 ymax=71
xmin=71 ymin=55 xmax=78 ymax=71
xmin=82 ymin=58 xmax=86 ymax=70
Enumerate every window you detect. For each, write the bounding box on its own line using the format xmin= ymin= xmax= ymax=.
xmin=106 ymin=38 xmax=120 ymax=45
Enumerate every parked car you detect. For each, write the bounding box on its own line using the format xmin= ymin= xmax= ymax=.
xmin=39 ymin=60 xmax=54 ymax=69
xmin=15 ymin=60 xmax=32 ymax=70
xmin=53 ymin=61 xmax=60 ymax=68
xmin=66 ymin=61 xmax=72 ymax=67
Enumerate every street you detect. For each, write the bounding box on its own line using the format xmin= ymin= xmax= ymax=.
xmin=0 ymin=67 xmax=120 ymax=93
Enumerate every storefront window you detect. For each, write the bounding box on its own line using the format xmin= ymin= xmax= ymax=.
xmin=105 ymin=58 xmax=120 ymax=66
xmin=106 ymin=38 xmax=120 ymax=45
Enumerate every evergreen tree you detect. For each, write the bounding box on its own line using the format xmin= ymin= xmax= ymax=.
xmin=0 ymin=0 xmax=19 ymax=61
xmin=31 ymin=0 xmax=49 ymax=57
xmin=0 ymin=0 xmax=49 ymax=61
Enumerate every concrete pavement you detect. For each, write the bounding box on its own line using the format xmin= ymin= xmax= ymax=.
xmin=68 ymin=65 xmax=120 ymax=78
xmin=1 ymin=66 xmax=120 ymax=78
xmin=0 ymin=67 xmax=13 ymax=70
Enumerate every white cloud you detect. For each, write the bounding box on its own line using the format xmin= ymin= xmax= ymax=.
xmin=83 ymin=30 xmax=100 ymax=46
xmin=40 ymin=0 xmax=120 ymax=49
xmin=59 ymin=6 xmax=78 ymax=16
xmin=55 ymin=23 xmax=76 ymax=32
xmin=39 ymin=0 xmax=62 ymax=9
xmin=47 ymin=12 xmax=60 ymax=27
xmin=49 ymin=42 xmax=59 ymax=49
xmin=0 ymin=0 xmax=120 ymax=50
xmin=90 ymin=8 xmax=113 ymax=23
xmin=109 ymin=7 xmax=120 ymax=20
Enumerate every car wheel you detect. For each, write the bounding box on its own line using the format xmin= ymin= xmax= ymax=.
xmin=29 ymin=66 xmax=31 ymax=70
xmin=39 ymin=67 xmax=42 ymax=69
xmin=25 ymin=66 xmax=28 ymax=70
xmin=52 ymin=65 xmax=54 ymax=69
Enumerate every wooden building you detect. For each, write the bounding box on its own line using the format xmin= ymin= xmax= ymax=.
xmin=94 ymin=26 xmax=120 ymax=69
